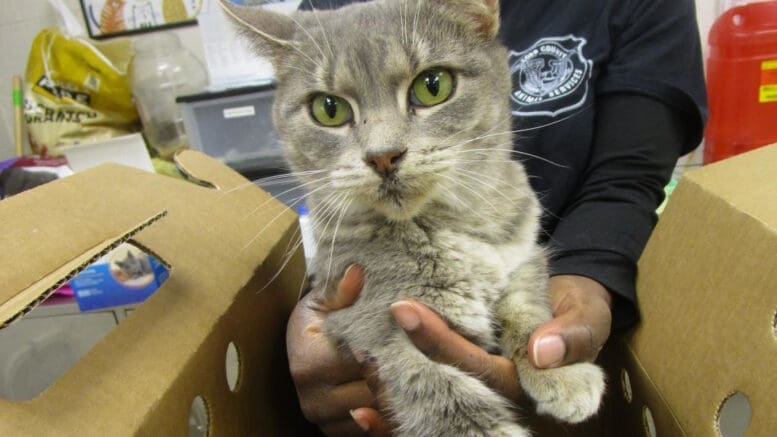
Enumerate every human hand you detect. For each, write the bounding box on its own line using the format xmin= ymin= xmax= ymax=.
xmin=352 ymin=274 xmax=613 ymax=434
xmin=287 ymin=264 xmax=388 ymax=436
xmin=527 ymin=275 xmax=612 ymax=369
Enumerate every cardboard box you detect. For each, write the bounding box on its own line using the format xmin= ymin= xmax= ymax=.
xmin=0 ymin=151 xmax=317 ymax=435
xmin=602 ymin=144 xmax=777 ymax=436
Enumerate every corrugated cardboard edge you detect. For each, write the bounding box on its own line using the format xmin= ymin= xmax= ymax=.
xmin=0 ymin=212 xmax=167 ymax=330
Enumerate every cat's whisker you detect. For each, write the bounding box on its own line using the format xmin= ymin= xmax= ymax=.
xmin=448 ymin=148 xmax=569 ymax=168
xmin=253 ymin=169 xmax=328 ymax=184
xmin=436 ymin=182 xmax=495 ymax=224
xmin=427 ymin=114 xmax=514 ymax=154
xmin=284 ymin=13 xmax=328 ymax=70
xmin=511 ymin=105 xmax=593 ymax=133
xmin=252 ymin=230 xmax=307 ymax=295
xmin=306 ymin=192 xmax=349 ymax=291
xmin=453 ymin=169 xmax=515 ymax=204
xmin=241 ymin=174 xmax=332 ymax=221
xmin=306 ymin=1 xmax=336 ymax=59
xmin=216 ymin=180 xmax=261 ymax=199
xmin=437 ymin=173 xmax=499 ymax=212
xmin=239 ymin=181 xmax=333 ymax=252
xmin=217 ymin=169 xmax=326 ymax=202
xmin=322 ymin=195 xmax=353 ymax=296
xmin=411 ymin=0 xmax=422 ymax=48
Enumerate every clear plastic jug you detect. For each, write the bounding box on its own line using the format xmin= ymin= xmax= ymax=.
xmin=130 ymin=33 xmax=208 ymax=158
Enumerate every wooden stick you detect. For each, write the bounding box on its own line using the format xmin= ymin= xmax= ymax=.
xmin=12 ymin=75 xmax=24 ymax=156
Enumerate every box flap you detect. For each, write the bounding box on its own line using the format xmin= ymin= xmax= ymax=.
xmin=0 ymin=212 xmax=165 ymax=328
xmin=631 ymin=144 xmax=777 ymax=436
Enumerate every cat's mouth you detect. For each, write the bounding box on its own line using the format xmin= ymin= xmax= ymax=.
xmin=371 ymin=176 xmax=432 ymax=220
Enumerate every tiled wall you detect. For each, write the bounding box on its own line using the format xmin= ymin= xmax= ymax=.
xmin=0 ymin=0 xmax=719 ymax=161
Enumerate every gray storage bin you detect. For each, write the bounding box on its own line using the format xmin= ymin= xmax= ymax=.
xmin=177 ymin=84 xmax=285 ymax=175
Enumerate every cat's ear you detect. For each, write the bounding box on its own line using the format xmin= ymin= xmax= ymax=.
xmin=429 ymin=0 xmax=500 ymax=40
xmin=218 ymin=0 xmax=297 ymax=60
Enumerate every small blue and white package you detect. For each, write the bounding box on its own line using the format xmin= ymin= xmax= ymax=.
xmin=70 ymin=242 xmax=169 ymax=311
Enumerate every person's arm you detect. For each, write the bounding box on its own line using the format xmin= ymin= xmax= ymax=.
xmin=548 ymin=0 xmax=707 ymax=333
xmin=548 ymin=92 xmax=694 ymax=333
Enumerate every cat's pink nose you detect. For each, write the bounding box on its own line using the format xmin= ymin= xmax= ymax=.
xmin=365 ymin=148 xmax=407 ymax=176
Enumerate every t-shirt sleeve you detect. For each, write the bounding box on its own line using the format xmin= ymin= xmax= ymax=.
xmin=598 ymin=0 xmax=708 ymax=153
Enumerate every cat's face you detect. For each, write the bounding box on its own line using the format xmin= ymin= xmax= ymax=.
xmin=223 ymin=0 xmax=511 ymax=220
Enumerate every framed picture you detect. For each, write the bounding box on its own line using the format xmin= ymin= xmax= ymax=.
xmin=79 ymin=0 xmax=204 ymax=39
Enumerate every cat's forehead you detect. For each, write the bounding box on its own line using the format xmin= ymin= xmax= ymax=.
xmin=287 ymin=1 xmax=467 ymax=91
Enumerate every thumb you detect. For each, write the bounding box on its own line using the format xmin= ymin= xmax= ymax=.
xmin=528 ymin=276 xmax=612 ymax=368
xmin=528 ymin=313 xmax=600 ymax=369
xmin=311 ymin=264 xmax=365 ymax=312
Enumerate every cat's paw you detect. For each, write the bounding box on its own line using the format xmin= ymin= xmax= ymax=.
xmin=520 ymin=361 xmax=605 ymax=424
xmin=491 ymin=422 xmax=532 ymax=437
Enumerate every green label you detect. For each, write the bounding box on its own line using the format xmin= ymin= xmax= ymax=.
xmin=12 ymin=89 xmax=23 ymax=107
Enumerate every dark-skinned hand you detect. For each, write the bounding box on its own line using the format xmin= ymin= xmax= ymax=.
xmin=287 ymin=266 xmax=612 ymax=436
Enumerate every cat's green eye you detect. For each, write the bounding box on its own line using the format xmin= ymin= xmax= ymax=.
xmin=310 ymin=94 xmax=353 ymax=127
xmin=410 ymin=69 xmax=455 ymax=107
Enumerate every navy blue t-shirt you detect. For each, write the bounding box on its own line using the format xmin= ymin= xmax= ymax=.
xmin=299 ymin=0 xmax=708 ymax=331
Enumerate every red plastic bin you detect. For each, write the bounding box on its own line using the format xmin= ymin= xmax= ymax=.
xmin=705 ymin=1 xmax=777 ymax=163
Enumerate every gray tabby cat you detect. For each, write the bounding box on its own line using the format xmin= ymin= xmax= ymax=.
xmin=221 ymin=0 xmax=605 ymax=435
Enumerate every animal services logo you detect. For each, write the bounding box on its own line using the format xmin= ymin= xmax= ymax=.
xmin=509 ymin=36 xmax=592 ymax=117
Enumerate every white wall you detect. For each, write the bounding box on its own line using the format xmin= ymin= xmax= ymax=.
xmin=0 ymin=0 xmax=721 ymax=161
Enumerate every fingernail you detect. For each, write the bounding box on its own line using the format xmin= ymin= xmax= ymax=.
xmin=352 ymin=348 xmax=368 ymax=364
xmin=342 ymin=264 xmax=364 ymax=289
xmin=533 ymin=335 xmax=566 ymax=368
xmin=350 ymin=409 xmax=370 ymax=432
xmin=391 ymin=301 xmax=421 ymax=332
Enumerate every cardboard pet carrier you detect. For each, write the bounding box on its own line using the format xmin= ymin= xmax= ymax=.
xmin=0 ymin=151 xmax=317 ymax=436
xmin=527 ymin=144 xmax=777 ymax=437
xmin=596 ymin=144 xmax=777 ymax=437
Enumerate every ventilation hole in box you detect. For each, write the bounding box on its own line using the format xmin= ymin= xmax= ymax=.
xmin=716 ymin=392 xmax=751 ymax=437
xmin=188 ymin=395 xmax=210 ymax=437
xmin=225 ymin=341 xmax=241 ymax=392
xmin=772 ymin=310 xmax=776 ymax=339
xmin=643 ymin=406 xmax=657 ymax=437
xmin=621 ymin=369 xmax=633 ymax=403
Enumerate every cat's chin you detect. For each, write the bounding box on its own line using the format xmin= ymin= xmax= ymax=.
xmin=372 ymin=194 xmax=430 ymax=221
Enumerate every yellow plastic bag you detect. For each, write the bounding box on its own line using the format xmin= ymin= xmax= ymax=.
xmin=24 ymin=28 xmax=139 ymax=156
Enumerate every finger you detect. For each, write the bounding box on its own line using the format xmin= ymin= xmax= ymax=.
xmin=299 ymin=380 xmax=376 ymax=427
xmin=320 ymin=417 xmax=370 ymax=437
xmin=358 ymin=357 xmax=389 ymax=411
xmin=390 ymin=300 xmax=523 ymax=402
xmin=350 ymin=407 xmax=392 ymax=437
xmin=528 ymin=277 xmax=612 ymax=368
xmin=312 ymin=264 xmax=365 ymax=311
xmin=287 ymin=295 xmax=362 ymax=387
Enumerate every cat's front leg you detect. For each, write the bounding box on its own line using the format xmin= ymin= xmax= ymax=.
xmin=373 ymin=332 xmax=530 ymax=437
xmin=497 ymin=254 xmax=605 ymax=424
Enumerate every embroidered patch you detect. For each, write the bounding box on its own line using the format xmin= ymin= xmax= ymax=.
xmin=509 ymin=36 xmax=593 ymax=117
